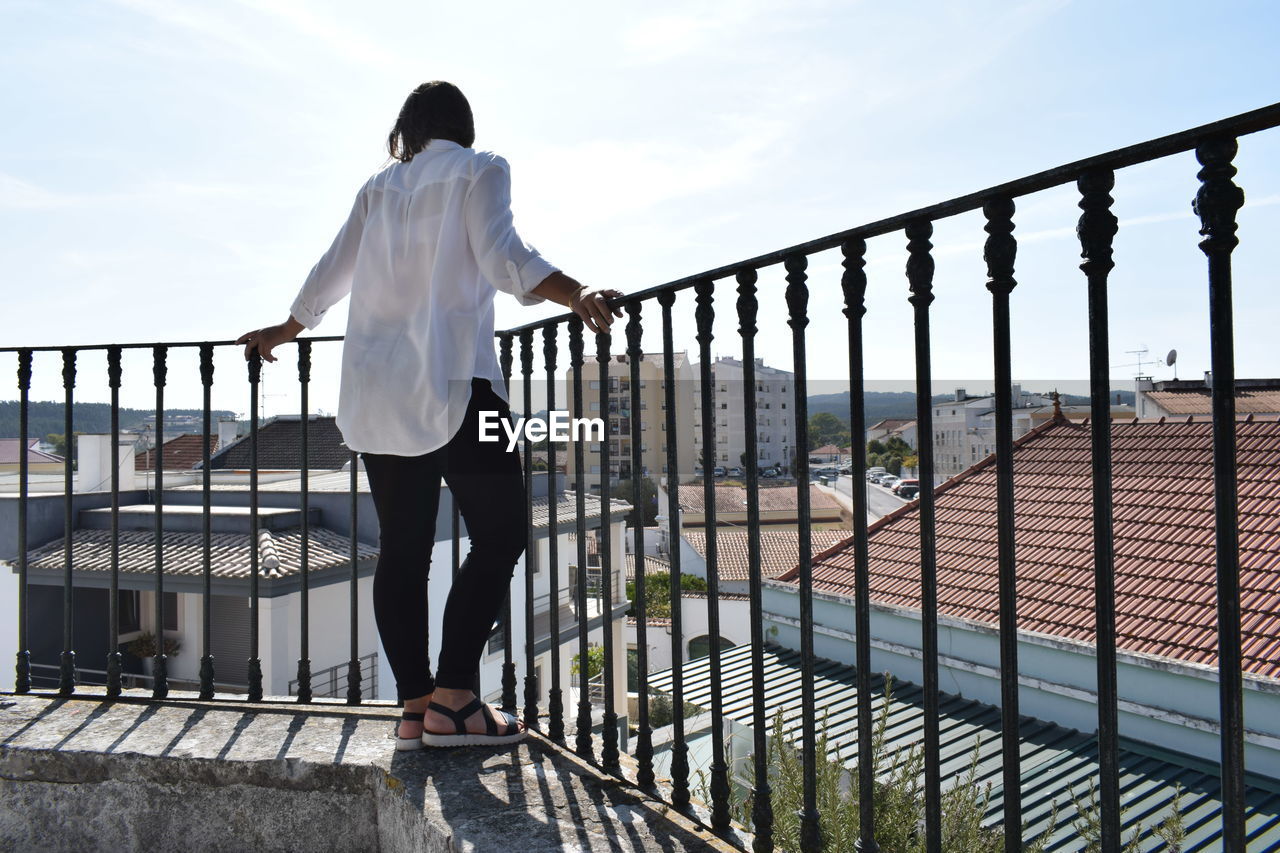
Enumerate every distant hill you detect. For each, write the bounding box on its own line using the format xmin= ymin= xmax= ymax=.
xmin=806 ymin=389 xmax=1136 ymax=428
xmin=807 ymin=391 xmax=917 ymax=427
xmin=0 ymin=400 xmax=237 ymax=440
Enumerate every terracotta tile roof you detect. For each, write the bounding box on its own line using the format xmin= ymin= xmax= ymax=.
xmin=778 ymin=417 xmax=1280 ymax=679
xmin=811 ymin=444 xmax=844 ymax=455
xmin=685 ymin=528 xmax=851 ymax=582
xmin=869 ymin=419 xmax=914 ymax=432
xmin=134 ymin=433 xmax=219 ymax=472
xmin=1146 ymin=388 xmax=1280 ymax=415
xmin=530 ymin=492 xmax=632 ymax=530
xmin=208 ymin=415 xmax=349 ymax=470
xmin=677 ymin=483 xmax=841 ymax=515
xmin=624 ymin=552 xmax=671 ymax=580
xmin=26 ymin=526 xmax=376 ymax=579
xmin=0 ymin=438 xmax=61 ymax=465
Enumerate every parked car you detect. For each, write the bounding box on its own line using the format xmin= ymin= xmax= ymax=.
xmin=713 ymin=466 xmax=726 ymax=477
xmin=880 ymin=475 xmax=900 ymax=489
xmin=893 ymin=478 xmax=919 ymax=495
xmin=897 ymin=484 xmax=919 ymax=500
xmin=729 ymin=466 xmax=743 ymax=477
xmin=866 ymin=467 xmax=887 ymax=481
xmin=839 ymin=465 xmax=852 ymax=475
xmin=760 ymin=466 xmax=781 ymax=478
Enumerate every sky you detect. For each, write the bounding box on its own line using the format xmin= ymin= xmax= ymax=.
xmin=2 ymin=0 xmax=1279 ymax=420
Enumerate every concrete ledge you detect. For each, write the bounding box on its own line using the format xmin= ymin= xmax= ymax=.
xmin=0 ymin=689 xmax=741 ymax=852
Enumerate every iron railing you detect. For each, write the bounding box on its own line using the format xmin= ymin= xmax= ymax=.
xmin=4 ymin=101 xmax=1278 ymax=851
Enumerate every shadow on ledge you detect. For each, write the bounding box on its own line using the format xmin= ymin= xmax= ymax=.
xmin=0 ymin=689 xmax=739 ymax=853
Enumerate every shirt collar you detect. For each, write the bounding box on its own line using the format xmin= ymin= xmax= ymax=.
xmin=424 ymin=138 xmax=463 ymax=152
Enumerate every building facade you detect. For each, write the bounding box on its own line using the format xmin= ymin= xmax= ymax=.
xmin=691 ymin=357 xmax=796 ymax=473
xmin=564 ymin=351 xmax=697 ymax=494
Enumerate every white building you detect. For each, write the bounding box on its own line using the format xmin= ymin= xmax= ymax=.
xmin=692 ymin=357 xmax=795 ymax=473
xmin=3 ymin=434 xmax=632 ymax=729
xmin=930 ymin=385 xmax=1052 ymax=484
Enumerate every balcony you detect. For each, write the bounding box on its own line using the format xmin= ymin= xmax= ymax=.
xmin=5 ymin=104 xmax=1280 ymax=851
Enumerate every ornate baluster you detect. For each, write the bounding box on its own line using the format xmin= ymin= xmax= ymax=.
xmin=568 ymin=318 xmax=594 ymax=758
xmin=247 ymin=352 xmax=263 ymax=702
xmin=199 ymin=343 xmax=216 ymax=700
xmin=103 ymin=347 xmax=124 ymax=698
xmin=295 ymin=339 xmax=313 ymax=703
xmin=625 ymin=302 xmax=655 ymax=788
xmin=1077 ymin=167 xmax=1121 ymax=851
xmin=15 ymin=350 xmax=32 ymax=693
xmin=784 ymin=255 xmax=821 ymax=851
xmin=1193 ymin=136 xmax=1246 ymax=849
xmin=694 ymin=278 xmax=731 ymax=830
xmin=597 ymin=329 xmax=620 ymax=771
xmin=736 ymin=268 xmax=773 ymax=851
xmin=983 ymin=197 xmax=1021 ymax=849
xmin=544 ymin=326 xmax=565 ymax=741
xmin=348 ymin=448 xmax=362 ymax=704
xmin=841 ymin=238 xmax=878 ymax=853
xmin=59 ymin=348 xmax=77 ymax=696
xmin=498 ymin=334 xmax=517 ymax=712
xmin=150 ymin=345 xmax=170 ymax=698
xmin=657 ymin=291 xmax=690 ymax=810
xmin=905 ymin=220 xmax=942 ymax=853
xmin=520 ymin=330 xmax=539 ymax=729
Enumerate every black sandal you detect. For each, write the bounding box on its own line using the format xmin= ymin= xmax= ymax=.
xmin=393 ymin=710 xmax=426 ymax=752
xmin=420 ymin=698 xmax=526 ymax=747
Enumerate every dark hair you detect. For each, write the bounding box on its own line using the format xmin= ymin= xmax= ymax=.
xmin=387 ymin=81 xmax=475 ymax=162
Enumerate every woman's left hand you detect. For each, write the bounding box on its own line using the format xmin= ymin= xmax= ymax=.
xmin=235 ymin=323 xmax=294 ymax=363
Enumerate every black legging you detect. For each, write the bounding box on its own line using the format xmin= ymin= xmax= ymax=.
xmin=360 ymin=377 xmax=526 ymax=699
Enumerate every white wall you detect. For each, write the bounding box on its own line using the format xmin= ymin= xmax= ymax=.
xmin=762 ymin=582 xmax=1280 ymax=781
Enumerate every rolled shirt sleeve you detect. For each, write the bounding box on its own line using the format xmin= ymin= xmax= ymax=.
xmin=289 ymin=183 xmax=370 ymax=329
xmin=464 ymin=158 xmax=556 ymax=306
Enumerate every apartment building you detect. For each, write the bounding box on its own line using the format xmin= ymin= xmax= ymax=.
xmin=564 ymin=351 xmax=697 ymax=493
xmin=691 ymin=357 xmax=796 ymax=472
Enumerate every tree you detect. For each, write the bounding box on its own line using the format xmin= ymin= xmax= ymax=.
xmin=808 ymin=412 xmax=851 ymax=450
xmin=625 ymin=571 xmax=707 ymax=619
xmin=612 ymin=476 xmax=659 ymax=526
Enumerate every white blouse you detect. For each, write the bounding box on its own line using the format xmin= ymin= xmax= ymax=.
xmin=288 ymin=138 xmax=559 ymax=456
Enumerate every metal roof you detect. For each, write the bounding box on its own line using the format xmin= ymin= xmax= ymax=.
xmin=684 ymin=528 xmax=848 ymax=583
xmin=649 ymin=643 xmax=1280 ymax=850
xmin=24 ymin=525 xmax=374 ymax=579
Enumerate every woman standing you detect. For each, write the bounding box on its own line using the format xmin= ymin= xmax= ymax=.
xmin=236 ymin=81 xmax=622 ymax=749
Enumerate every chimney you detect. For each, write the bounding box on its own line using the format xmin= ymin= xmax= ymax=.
xmin=954 ymin=388 xmax=966 ymax=402
xmin=217 ymin=418 xmax=240 ymax=451
xmin=75 ymin=434 xmax=136 ymax=493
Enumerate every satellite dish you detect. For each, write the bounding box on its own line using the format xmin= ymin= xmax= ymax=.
xmin=1166 ymin=349 xmax=1178 ymax=379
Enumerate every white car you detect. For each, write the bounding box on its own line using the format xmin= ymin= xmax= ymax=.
xmin=880 ymin=475 xmax=900 ymax=489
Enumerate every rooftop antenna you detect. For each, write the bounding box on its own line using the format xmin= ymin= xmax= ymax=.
xmin=1166 ymin=348 xmax=1178 ymax=380
xmin=1125 ymin=345 xmax=1150 ymax=376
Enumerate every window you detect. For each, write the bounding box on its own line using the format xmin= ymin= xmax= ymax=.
xmin=163 ymin=591 xmax=178 ymax=631
xmin=590 ymin=380 xmax=600 ymax=389
xmin=591 ymin=465 xmax=601 ymax=474
xmin=119 ymin=590 xmax=142 ymax=634
xmin=688 ymin=635 xmax=737 ymax=661
xmin=720 ymin=403 xmax=728 ymax=410
xmin=590 ymin=401 xmax=600 ymax=411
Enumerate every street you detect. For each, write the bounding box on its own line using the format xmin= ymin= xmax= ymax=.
xmin=827 ymin=474 xmax=911 ymax=521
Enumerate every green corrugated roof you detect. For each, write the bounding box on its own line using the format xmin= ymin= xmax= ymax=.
xmin=648 ymin=643 xmax=1280 ymax=850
